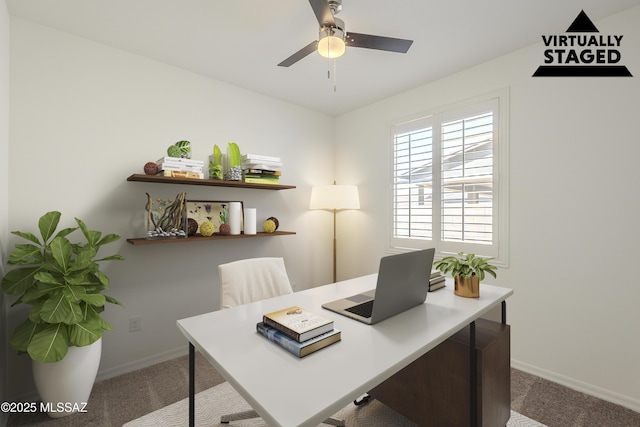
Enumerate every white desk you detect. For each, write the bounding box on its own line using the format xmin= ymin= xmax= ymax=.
xmin=177 ymin=274 xmax=513 ymax=427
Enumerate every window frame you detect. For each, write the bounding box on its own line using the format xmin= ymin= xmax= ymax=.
xmin=387 ymin=88 xmax=510 ymax=267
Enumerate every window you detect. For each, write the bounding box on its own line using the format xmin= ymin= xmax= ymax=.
xmin=390 ymin=90 xmax=509 ymax=265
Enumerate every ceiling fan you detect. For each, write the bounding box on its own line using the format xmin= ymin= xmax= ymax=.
xmin=278 ymin=0 xmax=413 ymax=67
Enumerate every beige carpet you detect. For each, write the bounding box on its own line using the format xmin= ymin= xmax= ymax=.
xmin=124 ymin=381 xmax=546 ymax=427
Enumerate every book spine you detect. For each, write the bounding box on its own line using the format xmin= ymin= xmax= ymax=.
xmin=256 ymin=322 xmax=302 ymax=357
xmin=243 ymin=178 xmax=279 ymax=184
xmin=262 ymin=316 xmax=302 ymax=342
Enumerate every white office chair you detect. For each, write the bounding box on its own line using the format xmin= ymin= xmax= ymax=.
xmin=218 ymin=257 xmax=344 ymax=426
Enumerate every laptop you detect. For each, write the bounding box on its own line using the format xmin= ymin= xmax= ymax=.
xmin=322 ymin=248 xmax=435 ymax=325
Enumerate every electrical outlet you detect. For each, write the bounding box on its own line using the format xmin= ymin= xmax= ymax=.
xmin=129 ymin=316 xmax=142 ymax=332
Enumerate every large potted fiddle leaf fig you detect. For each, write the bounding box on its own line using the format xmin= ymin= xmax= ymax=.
xmin=1 ymin=211 xmax=124 ymax=417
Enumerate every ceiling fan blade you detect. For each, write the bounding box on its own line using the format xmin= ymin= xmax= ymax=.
xmin=346 ymin=32 xmax=413 ymax=53
xmin=278 ymin=41 xmax=319 ymax=67
xmin=309 ymin=0 xmax=335 ymax=27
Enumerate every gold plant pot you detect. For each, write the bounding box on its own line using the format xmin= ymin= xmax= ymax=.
xmin=454 ymin=275 xmax=480 ymax=298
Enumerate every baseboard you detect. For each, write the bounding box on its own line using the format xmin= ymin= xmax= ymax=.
xmin=512 ymin=359 xmax=640 ymax=413
xmin=96 ymin=347 xmax=188 ymax=382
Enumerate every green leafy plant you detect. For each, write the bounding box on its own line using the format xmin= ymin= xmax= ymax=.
xmin=228 ymin=142 xmax=241 ymax=168
xmin=1 ymin=211 xmax=124 ymax=363
xmin=208 ymin=144 xmax=223 ymax=179
xmin=434 ymin=252 xmax=497 ymax=281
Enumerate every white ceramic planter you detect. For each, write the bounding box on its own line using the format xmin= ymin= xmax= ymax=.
xmin=32 ymin=338 xmax=102 ymax=418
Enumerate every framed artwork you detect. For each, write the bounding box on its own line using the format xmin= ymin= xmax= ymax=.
xmin=185 ymin=200 xmax=243 ymax=236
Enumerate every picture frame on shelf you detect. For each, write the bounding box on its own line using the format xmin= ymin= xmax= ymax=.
xmin=185 ymin=200 xmax=243 ymax=236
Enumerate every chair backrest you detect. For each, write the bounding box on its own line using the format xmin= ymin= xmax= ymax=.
xmin=219 ymin=257 xmax=293 ymax=309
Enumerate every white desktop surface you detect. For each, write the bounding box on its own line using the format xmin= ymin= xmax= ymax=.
xmin=177 ymin=274 xmax=513 ymax=427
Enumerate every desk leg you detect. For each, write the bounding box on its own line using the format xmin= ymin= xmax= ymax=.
xmin=189 ymin=342 xmax=195 ymax=427
xmin=470 ymin=320 xmax=477 ymax=427
xmin=501 ymin=300 xmax=507 ymax=324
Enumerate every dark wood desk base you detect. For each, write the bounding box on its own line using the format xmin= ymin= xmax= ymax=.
xmin=369 ymin=318 xmax=510 ymax=427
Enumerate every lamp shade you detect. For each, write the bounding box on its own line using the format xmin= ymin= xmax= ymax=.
xmin=318 ymin=35 xmax=346 ymax=59
xmin=318 ymin=24 xmax=346 ymax=59
xmin=310 ymin=185 xmax=360 ymax=210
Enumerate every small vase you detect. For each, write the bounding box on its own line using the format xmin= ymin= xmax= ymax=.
xmin=454 ymin=275 xmax=480 ymax=298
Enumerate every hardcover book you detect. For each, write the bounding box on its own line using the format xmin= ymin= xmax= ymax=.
xmin=256 ymin=322 xmax=341 ymax=358
xmin=263 ymin=306 xmax=334 ymax=342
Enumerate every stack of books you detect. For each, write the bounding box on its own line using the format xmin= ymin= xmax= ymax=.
xmin=242 ymin=154 xmax=282 ymax=185
xmin=156 ymin=156 xmax=204 ymax=179
xmin=429 ymin=270 xmax=446 ymax=292
xmin=257 ymin=306 xmax=341 ymax=358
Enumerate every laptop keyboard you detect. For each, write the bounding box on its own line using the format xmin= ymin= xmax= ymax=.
xmin=346 ymin=300 xmax=374 ymax=318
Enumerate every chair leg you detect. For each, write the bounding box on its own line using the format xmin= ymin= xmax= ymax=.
xmin=220 ymin=410 xmax=344 ymax=426
xmin=220 ymin=409 xmax=259 ymax=423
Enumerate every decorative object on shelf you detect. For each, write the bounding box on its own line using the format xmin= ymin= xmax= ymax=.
xmin=186 ymin=200 xmax=243 ymax=236
xmin=219 ymin=203 xmax=230 ymax=234
xmin=1 ymin=211 xmax=124 ymax=417
xmin=186 ymin=218 xmax=198 ymax=236
xmin=228 ymin=202 xmax=242 ymax=235
xmin=208 ymin=144 xmax=223 ymax=180
xmin=145 ymin=192 xmax=187 ymax=238
xmin=199 ymin=221 xmax=215 ymax=237
xmin=224 ymin=142 xmax=242 ymax=181
xmin=174 ymin=140 xmax=191 ymax=158
xmin=310 ymin=182 xmax=360 ymax=282
xmin=433 ymin=252 xmax=497 ymax=298
xmin=167 ymin=144 xmax=182 ymax=158
xmin=263 ymin=218 xmax=277 ymax=233
xmin=143 ymin=161 xmax=159 ymax=175
xmin=244 ymin=208 xmax=257 ymax=235
xmin=266 ymin=216 xmax=279 ymax=230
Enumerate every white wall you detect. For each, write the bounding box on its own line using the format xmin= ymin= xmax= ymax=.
xmin=335 ymin=6 xmax=640 ymax=411
xmin=5 ymin=18 xmax=336 ymax=400
xmin=1 ymin=1 xmax=10 ymax=424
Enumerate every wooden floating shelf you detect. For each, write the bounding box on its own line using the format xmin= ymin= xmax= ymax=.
xmin=127 ymin=174 xmax=296 ymax=190
xmin=126 ymin=231 xmax=296 ymax=245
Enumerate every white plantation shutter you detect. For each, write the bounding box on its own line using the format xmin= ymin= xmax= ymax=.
xmin=393 ymin=117 xmax=434 ymax=240
xmin=390 ymin=92 xmax=508 ymax=263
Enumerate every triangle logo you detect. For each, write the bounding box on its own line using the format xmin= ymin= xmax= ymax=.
xmin=566 ymin=10 xmax=599 ymax=33
xmin=532 ymin=10 xmax=632 ymax=77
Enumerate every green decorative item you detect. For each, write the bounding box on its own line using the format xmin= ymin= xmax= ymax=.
xmin=434 ymin=252 xmax=497 ymax=298
xmin=1 ymin=211 xmax=124 ymax=363
xmin=225 ymin=142 xmax=242 ymax=181
xmin=434 ymin=252 xmax=497 ymax=281
xmin=174 ymin=140 xmax=191 ymax=158
xmin=208 ymin=144 xmax=223 ymax=180
xmin=167 ymin=145 xmax=182 ymax=158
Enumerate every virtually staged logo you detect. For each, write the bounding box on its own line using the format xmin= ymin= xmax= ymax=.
xmin=533 ymin=10 xmax=632 ymax=77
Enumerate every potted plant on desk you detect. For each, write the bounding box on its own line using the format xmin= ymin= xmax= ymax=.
xmin=434 ymin=252 xmax=497 ymax=298
xmin=1 ymin=211 xmax=124 ymax=417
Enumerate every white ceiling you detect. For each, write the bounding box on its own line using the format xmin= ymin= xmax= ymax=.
xmin=6 ymin=0 xmax=640 ymax=116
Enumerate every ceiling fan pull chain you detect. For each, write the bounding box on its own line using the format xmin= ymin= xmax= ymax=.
xmin=333 ymin=58 xmax=337 ymax=92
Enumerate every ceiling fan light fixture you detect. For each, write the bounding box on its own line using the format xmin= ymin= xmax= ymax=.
xmin=318 ymin=24 xmax=345 ymax=59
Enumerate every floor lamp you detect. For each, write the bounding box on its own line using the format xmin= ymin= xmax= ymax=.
xmin=310 ymin=182 xmax=360 ymax=283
